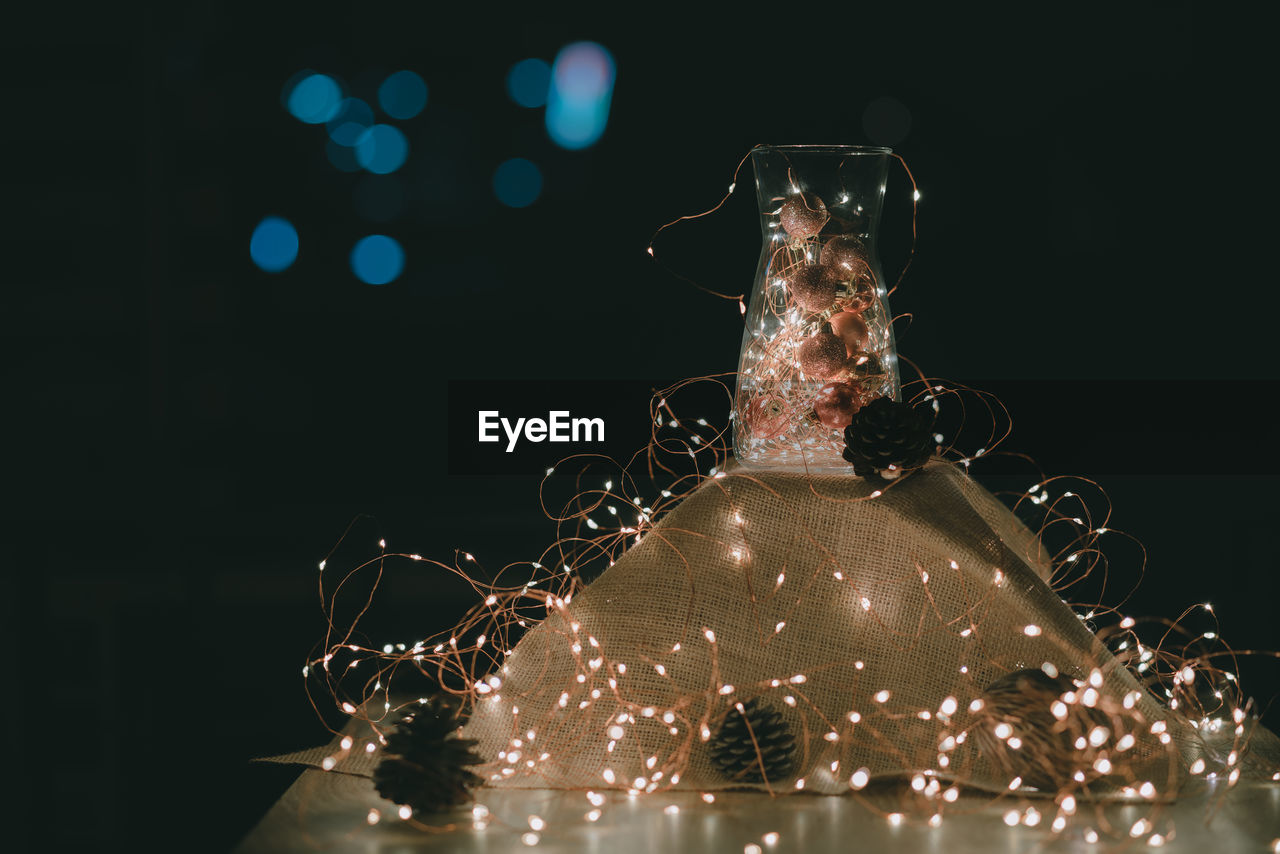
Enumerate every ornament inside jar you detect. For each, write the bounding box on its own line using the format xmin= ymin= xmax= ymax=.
xmin=734 ymin=145 xmax=901 ymax=472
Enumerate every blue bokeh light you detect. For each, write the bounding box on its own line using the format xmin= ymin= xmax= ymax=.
xmin=492 ymin=158 xmax=543 ymax=208
xmin=355 ymin=124 xmax=409 ymax=174
xmin=326 ymin=138 xmax=361 ymax=172
xmin=327 ymin=98 xmax=375 ymax=146
xmin=506 ymin=58 xmax=551 ymax=108
xmin=285 ymin=73 xmax=342 ymax=124
xmin=377 ymin=70 xmax=428 ymax=119
xmin=546 ymin=42 xmax=615 ymax=149
xmin=249 ymin=216 xmax=299 ymax=272
xmin=350 ymin=235 xmax=405 ymax=285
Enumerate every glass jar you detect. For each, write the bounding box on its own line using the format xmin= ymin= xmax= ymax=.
xmin=733 ymin=145 xmax=901 ymax=472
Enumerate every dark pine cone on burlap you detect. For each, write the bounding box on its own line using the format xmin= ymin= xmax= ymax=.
xmin=373 ymin=694 xmax=484 ymax=814
xmin=971 ymin=668 xmax=1115 ymax=791
xmin=708 ymin=697 xmax=797 ymax=784
xmin=841 ymin=396 xmax=936 ymax=481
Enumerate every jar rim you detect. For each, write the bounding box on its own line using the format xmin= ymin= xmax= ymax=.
xmin=751 ymin=144 xmax=892 ymax=155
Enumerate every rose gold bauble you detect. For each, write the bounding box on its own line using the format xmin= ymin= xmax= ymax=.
xmin=841 ymin=274 xmax=876 ymax=313
xmin=813 ymin=381 xmax=863 ymax=430
xmin=787 ymin=265 xmax=842 ymax=313
xmin=745 ymin=394 xmax=791 ymax=439
xmin=797 ymin=332 xmax=847 ymax=379
xmin=845 ymin=351 xmax=883 ymax=377
xmin=829 ymin=311 xmax=870 ymax=354
xmin=821 ymin=234 xmax=868 ymax=276
xmin=778 ymin=192 xmax=828 ymax=239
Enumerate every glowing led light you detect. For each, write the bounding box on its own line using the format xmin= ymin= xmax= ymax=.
xmin=249 ymin=216 xmax=299 ymax=273
xmin=664 ymin=804 xmax=679 ymax=815
xmin=1023 ymin=624 xmax=1042 ymax=637
xmin=377 ymin=70 xmax=428 ymax=119
xmin=763 ymin=831 xmax=780 ymax=844
xmin=1003 ymin=810 xmax=1020 ymax=827
xmin=850 ymin=768 xmax=870 ymax=789
xmin=522 ymin=832 xmax=540 ymax=846
xmin=350 ymin=234 xmax=404 ymax=285
xmin=366 ymin=808 xmax=380 ymax=825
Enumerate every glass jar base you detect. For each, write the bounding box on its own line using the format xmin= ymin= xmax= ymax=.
xmin=735 ymin=444 xmax=852 ymax=474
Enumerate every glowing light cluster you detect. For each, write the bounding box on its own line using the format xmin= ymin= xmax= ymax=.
xmin=299 ymin=374 xmax=1275 ymax=846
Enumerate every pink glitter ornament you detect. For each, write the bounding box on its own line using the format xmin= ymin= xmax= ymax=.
xmin=797 ymin=333 xmax=848 ymax=380
xmin=778 ymin=192 xmax=828 ymax=239
xmin=813 ymin=381 xmax=864 ymax=430
xmin=787 ymin=265 xmax=842 ymax=313
xmin=829 ymin=311 xmax=870 ymax=354
xmin=744 ymin=395 xmax=791 ymax=439
xmin=821 ymin=234 xmax=869 ymax=277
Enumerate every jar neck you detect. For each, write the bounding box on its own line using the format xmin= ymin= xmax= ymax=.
xmin=751 ymin=148 xmax=890 ymax=250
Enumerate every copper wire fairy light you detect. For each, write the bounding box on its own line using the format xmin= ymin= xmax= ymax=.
xmin=302 ymin=387 xmax=1274 ymax=842
xmin=292 ymin=149 xmax=1276 ymax=844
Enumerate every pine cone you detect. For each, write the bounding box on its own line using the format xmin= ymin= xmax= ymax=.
xmin=373 ymin=694 xmax=484 ymax=814
xmin=841 ymin=396 xmax=935 ymax=480
xmin=972 ymin=668 xmax=1114 ymax=791
xmin=708 ymin=698 xmax=796 ymax=784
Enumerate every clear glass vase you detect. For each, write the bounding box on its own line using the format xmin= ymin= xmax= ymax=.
xmin=733 ymin=145 xmax=901 ymax=472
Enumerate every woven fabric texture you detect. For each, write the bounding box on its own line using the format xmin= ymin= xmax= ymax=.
xmin=461 ymin=461 xmax=1194 ymax=795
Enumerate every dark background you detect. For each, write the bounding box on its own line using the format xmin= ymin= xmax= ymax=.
xmin=6 ymin=3 xmax=1277 ymax=851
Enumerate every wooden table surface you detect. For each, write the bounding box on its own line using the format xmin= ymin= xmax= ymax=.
xmin=237 ymin=761 xmax=1280 ymax=853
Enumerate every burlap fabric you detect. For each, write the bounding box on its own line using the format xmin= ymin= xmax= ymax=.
xmin=461 ymin=460 xmax=1193 ymax=795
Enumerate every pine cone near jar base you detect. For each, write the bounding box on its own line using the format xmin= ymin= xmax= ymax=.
xmin=708 ymin=698 xmax=796 ymax=784
xmin=841 ymin=396 xmax=936 ymax=481
xmin=972 ymin=668 xmax=1115 ymax=792
xmin=373 ymin=694 xmax=484 ymax=814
